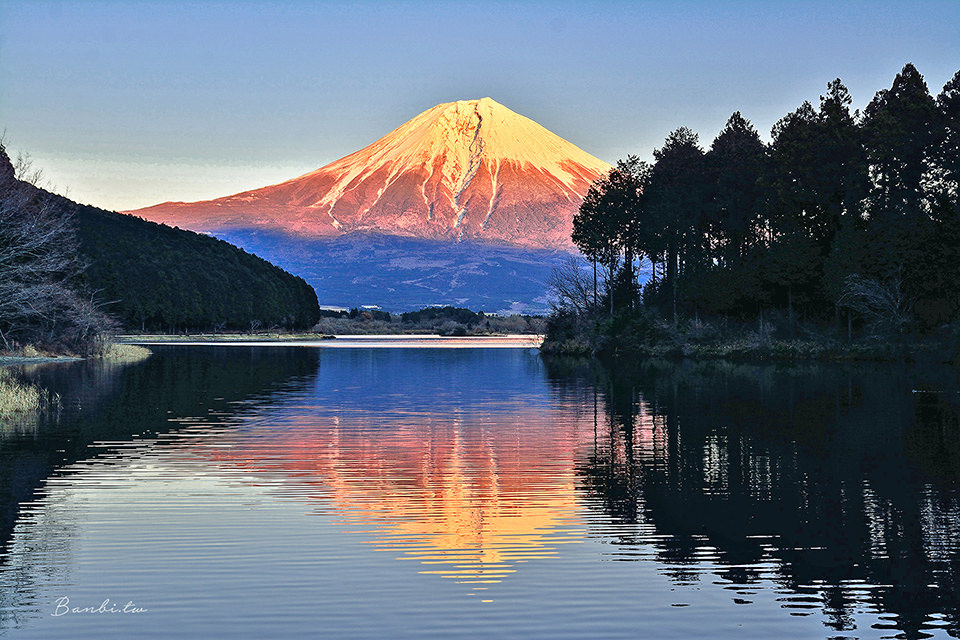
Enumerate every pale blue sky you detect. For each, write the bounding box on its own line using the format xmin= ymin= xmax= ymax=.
xmin=1 ymin=0 xmax=957 ymax=210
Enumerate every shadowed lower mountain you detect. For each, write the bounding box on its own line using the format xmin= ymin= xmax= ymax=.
xmin=211 ymin=228 xmax=577 ymax=313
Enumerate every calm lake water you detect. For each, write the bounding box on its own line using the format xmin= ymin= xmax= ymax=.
xmin=1 ymin=342 xmax=959 ymax=639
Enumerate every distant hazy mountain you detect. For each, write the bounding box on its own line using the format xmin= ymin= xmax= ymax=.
xmin=128 ymin=98 xmax=610 ymax=251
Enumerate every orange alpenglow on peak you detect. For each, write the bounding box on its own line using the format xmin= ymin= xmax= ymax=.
xmin=127 ymin=98 xmax=612 ymax=250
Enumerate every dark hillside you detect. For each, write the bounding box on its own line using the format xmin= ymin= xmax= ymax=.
xmin=2 ymin=144 xmax=320 ymax=337
xmin=69 ymin=203 xmax=320 ymax=331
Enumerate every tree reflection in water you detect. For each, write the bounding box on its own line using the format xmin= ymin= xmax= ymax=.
xmin=546 ymin=357 xmax=960 ymax=639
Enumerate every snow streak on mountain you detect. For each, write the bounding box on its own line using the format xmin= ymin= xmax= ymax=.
xmin=128 ymin=98 xmax=611 ymax=250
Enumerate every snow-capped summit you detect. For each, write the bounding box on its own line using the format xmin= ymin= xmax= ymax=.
xmin=128 ymin=98 xmax=611 ymax=250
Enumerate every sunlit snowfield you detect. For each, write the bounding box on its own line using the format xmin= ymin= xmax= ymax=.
xmin=1 ymin=342 xmax=958 ymax=639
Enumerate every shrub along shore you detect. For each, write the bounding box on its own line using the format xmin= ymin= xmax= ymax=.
xmin=540 ymin=308 xmax=960 ymax=365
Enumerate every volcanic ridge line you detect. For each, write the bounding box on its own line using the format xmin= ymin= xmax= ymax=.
xmin=454 ymin=105 xmax=485 ymax=237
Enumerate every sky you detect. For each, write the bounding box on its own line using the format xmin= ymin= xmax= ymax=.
xmin=0 ymin=0 xmax=957 ymax=211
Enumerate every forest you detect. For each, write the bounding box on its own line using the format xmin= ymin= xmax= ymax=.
xmin=548 ymin=64 xmax=960 ymax=359
xmin=0 ymin=144 xmax=320 ymax=354
xmin=74 ymin=205 xmax=320 ymax=333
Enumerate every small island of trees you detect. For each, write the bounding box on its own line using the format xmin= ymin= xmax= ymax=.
xmin=546 ymin=63 xmax=960 ymax=362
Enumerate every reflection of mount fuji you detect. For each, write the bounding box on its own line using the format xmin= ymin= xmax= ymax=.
xmin=207 ymin=412 xmax=584 ymax=584
xmin=200 ymin=348 xmax=589 ymax=588
xmin=125 ymin=99 xmax=609 ymax=311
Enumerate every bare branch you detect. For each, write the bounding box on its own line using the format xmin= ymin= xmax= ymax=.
xmin=0 ymin=143 xmax=111 ymax=354
xmin=547 ymin=257 xmax=596 ymax=316
xmin=838 ymin=268 xmax=914 ymax=335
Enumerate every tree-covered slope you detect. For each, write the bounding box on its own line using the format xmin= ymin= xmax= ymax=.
xmin=70 ymin=203 xmax=321 ymax=331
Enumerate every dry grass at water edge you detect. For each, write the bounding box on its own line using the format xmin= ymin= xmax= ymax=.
xmin=100 ymin=343 xmax=152 ymax=362
xmin=0 ymin=368 xmax=60 ymax=420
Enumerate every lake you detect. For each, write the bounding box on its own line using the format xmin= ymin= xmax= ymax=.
xmin=1 ymin=341 xmax=958 ymax=639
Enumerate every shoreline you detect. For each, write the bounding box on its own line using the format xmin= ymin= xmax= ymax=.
xmin=117 ymin=333 xmax=335 ymax=343
xmin=123 ymin=334 xmax=544 ymax=349
xmin=118 ymin=332 xmax=542 ymax=341
xmin=0 ymin=344 xmax=151 ymax=368
xmin=0 ymin=355 xmax=84 ymax=367
xmin=540 ymin=335 xmax=960 ymax=365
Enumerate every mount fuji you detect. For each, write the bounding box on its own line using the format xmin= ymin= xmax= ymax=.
xmin=126 ymin=98 xmax=610 ymax=312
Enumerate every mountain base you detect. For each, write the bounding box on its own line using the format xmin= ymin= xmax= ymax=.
xmin=211 ymin=230 xmax=575 ymax=315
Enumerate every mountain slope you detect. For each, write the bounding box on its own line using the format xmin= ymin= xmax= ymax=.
xmin=128 ymin=98 xmax=611 ymax=250
xmin=1 ymin=143 xmax=320 ymax=332
xmin=72 ymin=205 xmax=321 ymax=331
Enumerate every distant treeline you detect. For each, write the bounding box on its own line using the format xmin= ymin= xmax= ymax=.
xmin=321 ymin=305 xmax=488 ymax=325
xmin=316 ymin=305 xmax=544 ymax=335
xmin=74 ymin=205 xmax=320 ymax=332
xmin=560 ymin=63 xmax=960 ymax=343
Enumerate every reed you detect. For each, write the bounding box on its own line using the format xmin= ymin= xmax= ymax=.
xmin=0 ymin=368 xmax=58 ymax=419
xmin=100 ymin=343 xmax=152 ymax=362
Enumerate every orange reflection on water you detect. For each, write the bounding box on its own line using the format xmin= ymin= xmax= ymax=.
xmin=198 ymin=399 xmax=595 ymax=587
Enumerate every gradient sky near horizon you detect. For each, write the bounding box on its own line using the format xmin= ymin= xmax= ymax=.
xmin=1 ymin=0 xmax=957 ymax=211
